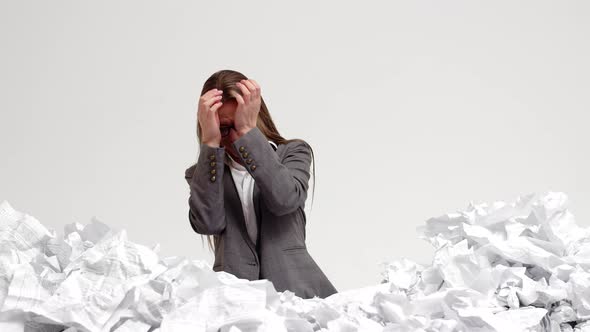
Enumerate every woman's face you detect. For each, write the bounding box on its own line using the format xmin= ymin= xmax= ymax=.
xmin=217 ymin=99 xmax=243 ymax=165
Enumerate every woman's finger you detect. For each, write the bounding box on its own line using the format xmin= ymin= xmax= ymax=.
xmin=201 ymin=96 xmax=220 ymax=117
xmin=204 ymin=100 xmax=221 ymax=130
xmin=199 ymin=90 xmax=222 ymax=108
xmin=205 ymin=88 xmax=222 ymax=98
xmin=241 ymin=80 xmax=257 ymax=100
xmin=236 ymin=82 xmax=251 ymax=103
xmin=213 ymin=103 xmax=221 ymax=126
xmin=249 ymin=79 xmax=261 ymax=98
xmin=198 ymin=95 xmax=219 ymax=123
xmin=205 ymin=99 xmax=220 ymax=122
xmin=229 ymin=90 xmax=245 ymax=105
xmin=210 ymin=100 xmax=223 ymax=112
xmin=200 ymin=89 xmax=221 ymax=105
xmin=204 ymin=94 xmax=223 ymax=108
xmin=198 ymin=91 xmax=220 ymax=114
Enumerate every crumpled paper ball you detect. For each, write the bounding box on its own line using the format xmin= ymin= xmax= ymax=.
xmin=0 ymin=191 xmax=589 ymax=331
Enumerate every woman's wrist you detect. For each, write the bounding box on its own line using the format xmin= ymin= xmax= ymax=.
xmin=236 ymin=127 xmax=254 ymax=138
xmin=202 ymin=141 xmax=221 ymax=148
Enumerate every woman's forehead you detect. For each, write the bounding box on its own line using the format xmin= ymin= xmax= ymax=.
xmin=218 ymin=99 xmax=237 ymax=123
xmin=219 ymin=112 xmax=234 ymax=125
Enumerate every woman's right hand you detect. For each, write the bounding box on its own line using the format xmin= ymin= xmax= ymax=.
xmin=198 ymin=89 xmax=224 ymax=147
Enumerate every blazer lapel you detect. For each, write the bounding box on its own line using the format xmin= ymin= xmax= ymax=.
xmin=222 ymin=142 xmax=276 ymax=253
xmin=253 ymin=141 xmax=275 ymax=233
xmin=253 ymin=182 xmax=261 ymax=229
xmin=224 ymin=164 xmax=258 ymax=253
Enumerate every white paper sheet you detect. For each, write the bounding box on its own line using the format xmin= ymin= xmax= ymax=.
xmin=1 ymin=192 xmax=589 ymax=331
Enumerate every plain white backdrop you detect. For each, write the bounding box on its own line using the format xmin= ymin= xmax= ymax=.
xmin=1 ymin=1 xmax=588 ymax=292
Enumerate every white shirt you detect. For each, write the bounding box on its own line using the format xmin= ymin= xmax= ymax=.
xmin=225 ymin=140 xmax=278 ymax=246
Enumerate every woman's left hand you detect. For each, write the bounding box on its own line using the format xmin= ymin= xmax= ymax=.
xmin=230 ymin=79 xmax=261 ymax=136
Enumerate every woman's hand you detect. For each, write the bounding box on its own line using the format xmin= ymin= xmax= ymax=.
xmin=197 ymin=88 xmax=224 ymax=147
xmin=230 ymin=79 xmax=261 ymax=137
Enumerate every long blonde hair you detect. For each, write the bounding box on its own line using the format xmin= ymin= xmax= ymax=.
xmin=193 ymin=69 xmax=316 ymax=253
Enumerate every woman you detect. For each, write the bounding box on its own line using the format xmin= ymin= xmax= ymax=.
xmin=184 ymin=69 xmax=338 ymax=299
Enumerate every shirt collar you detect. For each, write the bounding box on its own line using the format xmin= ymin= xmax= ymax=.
xmin=226 ymin=153 xmax=246 ymax=171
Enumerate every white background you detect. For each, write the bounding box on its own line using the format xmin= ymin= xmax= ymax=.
xmin=1 ymin=1 xmax=588 ymax=292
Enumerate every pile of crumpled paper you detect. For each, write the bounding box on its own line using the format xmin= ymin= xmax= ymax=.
xmin=0 ymin=192 xmax=589 ymax=332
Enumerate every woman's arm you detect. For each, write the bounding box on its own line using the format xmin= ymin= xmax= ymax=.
xmin=231 ymin=126 xmax=311 ymax=216
xmin=184 ymin=143 xmax=227 ymax=234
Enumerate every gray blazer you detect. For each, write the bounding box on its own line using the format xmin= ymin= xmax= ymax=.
xmin=184 ymin=127 xmax=338 ymax=299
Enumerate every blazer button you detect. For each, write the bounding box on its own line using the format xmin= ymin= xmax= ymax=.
xmin=209 ymin=154 xmax=215 ymax=161
xmin=210 ymin=175 xmax=216 ymax=182
xmin=210 ymin=161 xmax=216 ymax=167
xmin=246 ymin=158 xmax=252 ymax=164
xmin=210 ymin=169 xmax=216 ymax=175
xmin=239 ymin=146 xmax=245 ymax=152
xmin=251 ymin=165 xmax=257 ymax=171
xmin=242 ymin=152 xmax=249 ymax=158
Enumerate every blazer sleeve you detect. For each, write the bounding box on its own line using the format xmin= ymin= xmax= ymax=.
xmin=184 ymin=143 xmax=227 ymax=235
xmin=231 ymin=127 xmax=312 ymax=216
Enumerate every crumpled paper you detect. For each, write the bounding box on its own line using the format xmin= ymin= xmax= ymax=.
xmin=0 ymin=191 xmax=589 ymax=331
